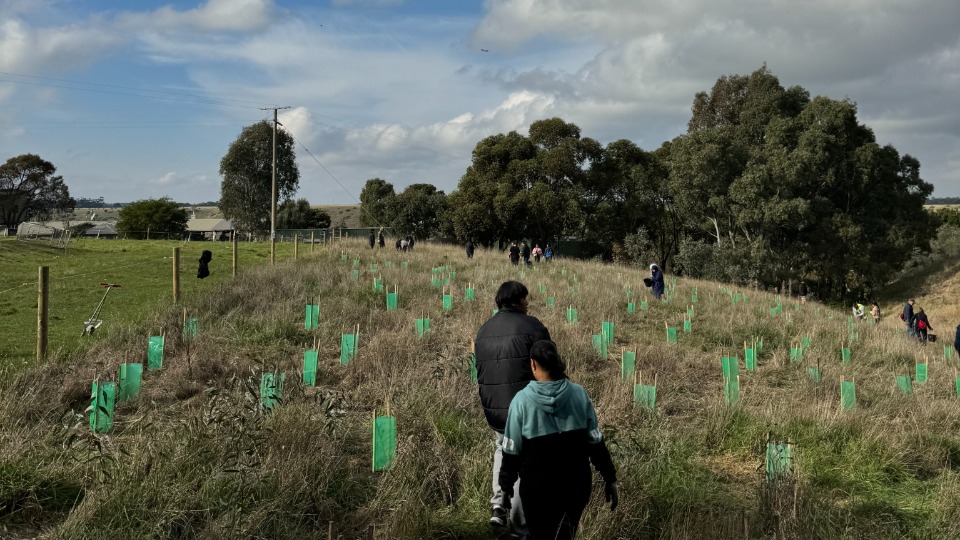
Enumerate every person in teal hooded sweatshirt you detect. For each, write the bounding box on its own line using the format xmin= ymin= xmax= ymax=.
xmin=498 ymin=340 xmax=618 ymax=539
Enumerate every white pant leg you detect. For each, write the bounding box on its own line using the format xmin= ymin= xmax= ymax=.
xmin=492 ymin=431 xmax=526 ymax=534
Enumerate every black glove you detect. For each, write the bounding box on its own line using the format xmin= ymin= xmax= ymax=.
xmin=501 ymin=491 xmax=513 ymax=510
xmin=605 ymin=482 xmax=619 ymax=511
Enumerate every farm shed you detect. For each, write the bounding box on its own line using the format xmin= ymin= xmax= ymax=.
xmin=187 ymin=218 xmax=234 ymax=241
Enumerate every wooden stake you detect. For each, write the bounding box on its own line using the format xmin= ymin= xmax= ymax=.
xmin=36 ymin=266 xmax=49 ymax=363
xmin=327 ymin=521 xmax=333 ymax=540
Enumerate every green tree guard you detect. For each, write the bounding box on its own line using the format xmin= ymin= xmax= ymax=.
xmin=692 ymin=294 xmax=698 ymax=303
xmin=634 ymin=384 xmax=656 ymax=411
xmin=841 ymin=380 xmax=856 ymax=410
xmin=625 ymin=290 xmax=633 ymax=299
xmin=415 ymin=318 xmax=431 ymax=337
xmin=790 ymin=346 xmax=802 ymax=363
xmin=640 ymin=301 xmax=648 ymax=311
xmin=386 ymin=292 xmax=399 ymax=311
xmin=352 ymin=259 xmax=360 ymax=268
xmin=955 ymin=376 xmax=960 ymax=399
xmin=118 ymin=363 xmax=142 ymax=402
xmin=147 ymin=336 xmax=164 ymax=371
xmin=683 ymin=319 xmax=692 ymax=333
xmin=373 ymin=415 xmax=397 ymax=471
xmin=841 ymin=348 xmax=852 ymax=365
xmin=385 ymin=261 xmax=393 ymax=269
xmin=627 ymin=302 xmax=636 ymax=313
xmin=591 ymin=335 xmax=608 ymax=359
xmin=305 ymin=304 xmax=320 ymax=330
xmin=807 ymin=367 xmax=821 ymax=382
xmin=401 ymin=261 xmax=409 ymax=268
xmin=687 ymin=308 xmax=695 ymax=318
xmin=538 ymin=283 xmax=546 ymax=293
xmin=470 ymin=352 xmax=477 ymax=383
xmin=372 ymin=278 xmax=383 ymax=293
xmin=340 ymin=333 xmax=358 ymax=365
xmin=442 ymin=294 xmax=453 ymax=311
xmin=260 ymin=372 xmax=284 ymax=410
xmin=183 ymin=317 xmax=198 ymax=339
xmin=896 ymin=375 xmax=913 ymax=394
xmin=801 ymin=336 xmax=811 ymax=350
xmin=431 ymin=277 xmax=441 ymax=288
xmin=89 ymin=381 xmax=116 ymax=433
xmin=945 ymin=346 xmax=954 ymax=360
xmin=566 ymin=308 xmax=578 ymax=324
xmin=546 ymin=297 xmax=556 ymax=309
xmin=916 ymin=362 xmax=928 ymax=384
xmin=745 ymin=348 xmax=756 ymax=372
xmin=621 ymin=351 xmax=636 ymax=379
xmin=602 ymin=322 xmax=615 ymax=345
xmin=765 ymin=439 xmax=793 ymax=484
xmin=721 ymin=356 xmax=740 ymax=405
xmin=449 ymin=271 xmax=456 ymax=279
xmin=369 ymin=263 xmax=378 ymax=273
xmin=351 ymin=269 xmax=361 ymax=281
xmin=465 ymin=288 xmax=475 ymax=301
xmin=303 ymin=350 xmax=318 ymax=386
xmin=666 ymin=327 xmax=678 ymax=344
xmin=340 ymin=252 xmax=348 ymax=261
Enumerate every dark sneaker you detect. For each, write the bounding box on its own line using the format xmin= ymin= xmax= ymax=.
xmin=489 ymin=506 xmax=507 ymax=527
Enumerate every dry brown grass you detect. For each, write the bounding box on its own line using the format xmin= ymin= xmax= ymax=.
xmin=2 ymin=240 xmax=960 ymax=538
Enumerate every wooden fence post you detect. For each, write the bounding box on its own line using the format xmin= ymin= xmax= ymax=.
xmin=294 ymin=234 xmax=299 ymax=259
xmin=173 ymin=247 xmax=180 ymax=303
xmin=232 ymin=233 xmax=238 ymax=277
xmin=37 ymin=266 xmax=49 ymax=362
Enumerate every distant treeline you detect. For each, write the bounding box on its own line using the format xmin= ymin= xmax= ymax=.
xmin=76 ymin=197 xmax=219 ymax=208
xmin=927 ymin=197 xmax=960 ymax=205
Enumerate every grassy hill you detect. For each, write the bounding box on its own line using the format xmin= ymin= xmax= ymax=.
xmin=62 ymin=205 xmax=364 ymax=229
xmin=2 ymin=239 xmax=960 ymax=539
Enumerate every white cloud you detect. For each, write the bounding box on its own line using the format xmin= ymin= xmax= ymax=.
xmin=153 ymin=172 xmax=177 ymax=186
xmin=118 ymin=0 xmax=277 ymax=33
xmin=0 ymin=18 xmax=120 ymax=72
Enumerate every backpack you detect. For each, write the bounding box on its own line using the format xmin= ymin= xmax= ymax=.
xmin=899 ymin=311 xmax=905 ymax=321
xmin=918 ymin=319 xmax=926 ymax=330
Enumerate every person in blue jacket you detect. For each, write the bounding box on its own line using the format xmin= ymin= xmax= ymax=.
xmin=499 ymin=340 xmax=618 ymax=539
xmin=650 ymin=263 xmax=665 ymax=300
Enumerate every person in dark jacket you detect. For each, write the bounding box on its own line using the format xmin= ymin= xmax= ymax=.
xmin=650 ymin=263 xmax=665 ymax=300
xmin=378 ymin=229 xmax=385 ymax=249
xmin=902 ymin=299 xmax=915 ymax=337
xmin=521 ymin=242 xmax=531 ymax=267
xmin=954 ymin=324 xmax=960 ymax=358
xmin=197 ymin=250 xmax=212 ymax=279
xmin=499 ymin=340 xmax=617 ymax=539
xmin=798 ymin=281 xmax=808 ymax=304
xmin=466 ymin=240 xmax=475 ymax=260
xmin=475 ymin=281 xmax=551 ymax=533
xmin=508 ymin=242 xmax=521 ymax=265
xmin=368 ymin=230 xmax=376 ymax=249
xmin=914 ymin=307 xmax=933 ymax=344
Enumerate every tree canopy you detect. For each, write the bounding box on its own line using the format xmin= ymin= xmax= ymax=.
xmin=276 ymin=198 xmax=331 ymax=229
xmin=116 ymin=197 xmax=189 ymax=239
xmin=0 ymin=154 xmax=75 ymax=231
xmin=218 ymin=121 xmax=300 ymax=233
xmin=359 ymin=178 xmax=396 ymax=228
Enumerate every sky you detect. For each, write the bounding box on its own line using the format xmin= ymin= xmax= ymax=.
xmin=1 ymin=0 xmax=959 ymax=205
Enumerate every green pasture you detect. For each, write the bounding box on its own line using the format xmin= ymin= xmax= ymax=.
xmin=0 ymin=237 xmax=287 ymax=373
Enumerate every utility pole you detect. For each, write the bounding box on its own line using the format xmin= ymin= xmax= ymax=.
xmin=262 ymin=106 xmax=290 ymax=265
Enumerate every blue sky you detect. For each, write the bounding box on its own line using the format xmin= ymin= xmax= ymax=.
xmin=2 ymin=0 xmax=959 ymax=204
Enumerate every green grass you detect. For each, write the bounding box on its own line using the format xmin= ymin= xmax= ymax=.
xmin=0 ymin=237 xmax=298 ymax=373
xmin=2 ymin=238 xmax=960 ymax=538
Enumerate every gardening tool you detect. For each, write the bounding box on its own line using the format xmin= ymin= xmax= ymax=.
xmin=82 ymin=282 xmax=121 ymax=336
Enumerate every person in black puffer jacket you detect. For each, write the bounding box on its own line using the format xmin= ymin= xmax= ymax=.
xmin=475 ymin=281 xmax=551 ymax=534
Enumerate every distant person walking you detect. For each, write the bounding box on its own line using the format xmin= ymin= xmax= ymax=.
xmin=509 ymin=242 xmax=521 ymax=265
xmin=475 ymin=281 xmax=551 ymax=535
xmin=400 ymin=238 xmax=409 ymax=252
xmin=798 ymin=281 xmax=808 ymax=304
xmin=378 ymin=229 xmax=385 ymax=249
xmin=544 ymin=245 xmax=553 ymax=263
xmin=466 ymin=240 xmax=475 ymax=260
xmin=902 ymin=299 xmax=916 ymax=337
xmin=914 ymin=307 xmax=933 ymax=344
xmin=532 ymin=244 xmax=543 ymax=263
xmin=870 ymin=302 xmax=881 ymax=324
xmin=521 ymin=242 xmax=532 ymax=267
xmin=650 ymin=264 xmax=665 ymax=300
xmin=498 ymin=340 xmax=618 ymax=540
xmin=368 ymin=230 xmax=376 ymax=249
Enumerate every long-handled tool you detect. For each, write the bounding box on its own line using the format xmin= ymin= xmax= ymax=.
xmin=82 ymin=282 xmax=121 ymax=336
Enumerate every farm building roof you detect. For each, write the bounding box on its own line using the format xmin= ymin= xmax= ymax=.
xmin=186 ymin=218 xmax=233 ymax=232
